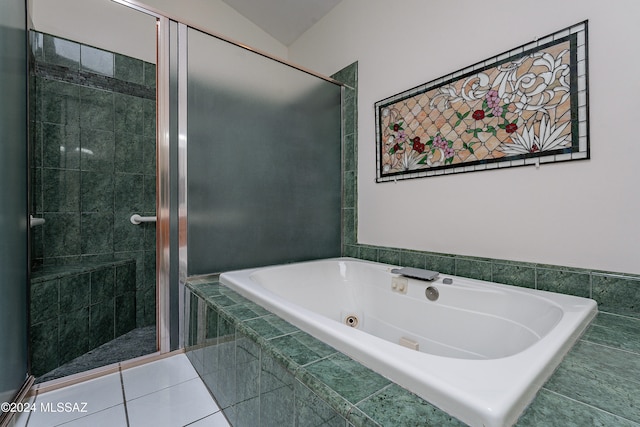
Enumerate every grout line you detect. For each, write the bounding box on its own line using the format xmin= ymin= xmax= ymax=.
xmin=299 ymin=351 xmax=339 ymax=368
xmin=581 ymin=336 xmax=640 ymax=357
xmin=541 ymin=388 xmax=640 ymax=426
xmin=597 ymin=311 xmax=640 ymax=322
xmin=264 ymin=330 xmax=298 ymax=341
xmin=118 ymin=366 xmax=130 ymax=427
xmin=20 ymin=392 xmax=37 ymax=427
xmin=591 ymin=271 xmax=640 ymax=280
xmin=182 ymin=413 xmax=217 ymax=426
xmin=345 ymin=402 xmax=378 ymax=427
xmin=353 ymin=383 xmax=393 ymax=407
xmin=124 ymin=376 xmax=201 ymax=404
xmin=46 ymin=404 xmax=125 ymax=427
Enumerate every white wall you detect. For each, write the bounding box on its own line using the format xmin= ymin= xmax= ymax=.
xmin=30 ymin=0 xmax=287 ymax=63
xmin=290 ymin=0 xmax=640 ymax=275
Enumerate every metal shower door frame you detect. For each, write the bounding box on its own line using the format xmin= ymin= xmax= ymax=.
xmin=113 ymin=0 xmax=344 ymax=353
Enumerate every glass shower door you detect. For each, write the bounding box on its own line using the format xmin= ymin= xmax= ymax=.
xmin=0 ymin=0 xmax=29 ymax=413
xmin=27 ymin=5 xmax=160 ymax=382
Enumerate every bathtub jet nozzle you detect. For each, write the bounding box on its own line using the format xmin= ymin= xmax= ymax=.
xmin=344 ymin=314 xmax=359 ymax=328
xmin=425 ymin=286 xmax=439 ymax=301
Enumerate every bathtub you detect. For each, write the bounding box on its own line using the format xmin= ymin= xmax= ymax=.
xmin=220 ymin=258 xmax=597 ymax=427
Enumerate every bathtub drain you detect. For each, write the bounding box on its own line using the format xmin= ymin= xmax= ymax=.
xmin=344 ymin=315 xmax=359 ymax=328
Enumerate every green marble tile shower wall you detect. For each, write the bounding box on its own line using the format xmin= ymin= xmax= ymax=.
xmin=30 ymin=260 xmax=136 ymax=377
xmin=29 ymin=31 xmax=157 ymax=328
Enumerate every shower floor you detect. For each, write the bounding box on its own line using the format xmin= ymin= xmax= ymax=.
xmin=36 ymin=325 xmax=157 ymax=383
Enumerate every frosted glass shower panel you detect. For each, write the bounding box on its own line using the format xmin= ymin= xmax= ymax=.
xmin=1 ymin=0 xmax=28 ymax=405
xmin=186 ymin=28 xmax=342 ymax=275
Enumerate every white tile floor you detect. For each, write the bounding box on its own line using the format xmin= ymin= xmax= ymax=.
xmin=10 ymin=354 xmax=230 ymax=427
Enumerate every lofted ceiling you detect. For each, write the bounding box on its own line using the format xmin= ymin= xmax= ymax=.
xmin=222 ymin=0 xmax=343 ymax=46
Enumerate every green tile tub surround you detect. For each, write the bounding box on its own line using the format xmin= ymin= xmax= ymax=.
xmin=518 ymin=313 xmax=640 ymax=426
xmin=344 ymin=244 xmax=640 ymax=319
xmin=29 ymin=260 xmax=137 ymax=377
xmin=185 ymin=280 xmax=474 ymax=426
xmin=185 ymin=281 xmax=352 ymax=426
xmin=30 ymin=31 xmax=157 ymax=329
xmin=186 ymin=279 xmax=640 ymax=427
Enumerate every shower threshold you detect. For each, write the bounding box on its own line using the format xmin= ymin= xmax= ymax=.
xmin=36 ymin=326 xmax=157 ymax=383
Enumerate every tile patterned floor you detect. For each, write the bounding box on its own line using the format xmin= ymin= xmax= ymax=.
xmin=10 ymin=354 xmax=229 ymax=427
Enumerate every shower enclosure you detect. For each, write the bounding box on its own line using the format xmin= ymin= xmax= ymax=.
xmin=27 ymin=8 xmax=159 ymax=381
xmin=120 ymin=0 xmax=343 ymax=349
xmin=25 ymin=0 xmax=343 ymax=387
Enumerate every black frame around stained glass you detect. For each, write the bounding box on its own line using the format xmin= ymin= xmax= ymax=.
xmin=375 ymin=21 xmax=589 ymax=182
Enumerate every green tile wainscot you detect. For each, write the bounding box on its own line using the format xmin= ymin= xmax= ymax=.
xmin=185 ymin=276 xmax=640 ymax=426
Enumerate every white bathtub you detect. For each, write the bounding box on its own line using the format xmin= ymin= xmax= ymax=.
xmin=220 ymin=258 xmax=597 ymax=427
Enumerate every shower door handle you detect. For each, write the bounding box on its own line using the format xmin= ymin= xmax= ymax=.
xmin=130 ymin=214 xmax=157 ymax=225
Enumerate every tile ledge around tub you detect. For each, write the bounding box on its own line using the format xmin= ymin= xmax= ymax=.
xmin=185 ymin=280 xmax=464 ymax=427
xmin=350 ymin=245 xmax=640 ymax=280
